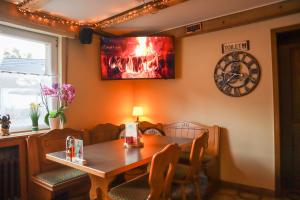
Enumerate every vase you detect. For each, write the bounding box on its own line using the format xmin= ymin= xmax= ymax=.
xmin=1 ymin=128 xmax=9 ymax=136
xmin=49 ymin=117 xmax=60 ymax=130
xmin=32 ymin=120 xmax=39 ymax=131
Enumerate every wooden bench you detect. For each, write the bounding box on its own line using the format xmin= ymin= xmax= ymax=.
xmin=27 ymin=128 xmax=90 ymax=200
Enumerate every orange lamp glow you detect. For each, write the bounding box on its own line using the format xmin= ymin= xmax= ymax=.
xmin=132 ymin=106 xmax=144 ymax=122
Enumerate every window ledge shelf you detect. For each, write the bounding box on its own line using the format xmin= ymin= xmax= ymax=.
xmin=0 ymin=129 xmax=49 ymax=141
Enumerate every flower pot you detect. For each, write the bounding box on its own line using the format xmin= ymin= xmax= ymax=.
xmin=49 ymin=117 xmax=60 ymax=130
xmin=1 ymin=128 xmax=9 ymax=136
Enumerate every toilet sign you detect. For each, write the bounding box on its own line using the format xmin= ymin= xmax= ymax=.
xmin=222 ymin=40 xmax=250 ymax=54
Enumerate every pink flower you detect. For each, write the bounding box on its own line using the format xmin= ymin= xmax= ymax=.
xmin=61 ymin=84 xmax=75 ymax=104
xmin=41 ymin=85 xmax=58 ymax=97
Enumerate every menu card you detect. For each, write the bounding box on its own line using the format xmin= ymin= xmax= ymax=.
xmin=66 ymin=136 xmax=86 ymax=165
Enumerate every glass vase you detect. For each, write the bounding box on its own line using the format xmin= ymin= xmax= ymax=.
xmin=32 ymin=120 xmax=39 ymax=131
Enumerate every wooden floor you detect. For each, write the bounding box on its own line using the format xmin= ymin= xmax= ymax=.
xmin=210 ymin=186 xmax=300 ymax=200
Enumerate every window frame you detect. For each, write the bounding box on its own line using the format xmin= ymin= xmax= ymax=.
xmin=0 ymin=24 xmax=59 ymax=132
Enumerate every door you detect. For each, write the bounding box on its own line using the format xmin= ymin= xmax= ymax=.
xmin=278 ymin=29 xmax=300 ymax=193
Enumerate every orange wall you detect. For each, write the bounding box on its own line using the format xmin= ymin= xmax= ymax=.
xmin=65 ymin=37 xmax=134 ymax=129
xmin=133 ymin=13 xmax=300 ymax=190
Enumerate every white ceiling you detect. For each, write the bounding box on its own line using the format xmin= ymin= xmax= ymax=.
xmin=6 ymin=0 xmax=285 ymax=33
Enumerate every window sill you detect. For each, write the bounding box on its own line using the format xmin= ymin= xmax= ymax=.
xmin=0 ymin=129 xmax=49 ymax=141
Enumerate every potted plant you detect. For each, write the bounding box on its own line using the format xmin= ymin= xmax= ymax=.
xmin=0 ymin=114 xmax=11 ymax=136
xmin=29 ymin=103 xmax=41 ymax=131
xmin=40 ymin=83 xmax=75 ymax=130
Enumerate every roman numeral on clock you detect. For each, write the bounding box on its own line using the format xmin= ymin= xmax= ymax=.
xmin=250 ymin=68 xmax=259 ymax=74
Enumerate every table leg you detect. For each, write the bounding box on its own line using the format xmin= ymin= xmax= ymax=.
xmin=88 ymin=174 xmax=115 ymax=200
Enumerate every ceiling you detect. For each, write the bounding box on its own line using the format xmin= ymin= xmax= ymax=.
xmin=6 ymin=0 xmax=285 ymax=33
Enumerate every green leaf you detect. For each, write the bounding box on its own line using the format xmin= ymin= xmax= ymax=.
xmin=49 ymin=111 xmax=58 ymax=118
xmin=44 ymin=113 xmax=49 ymax=126
xmin=59 ymin=112 xmax=66 ymax=124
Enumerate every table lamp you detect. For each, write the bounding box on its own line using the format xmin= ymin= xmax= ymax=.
xmin=132 ymin=106 xmax=144 ymax=122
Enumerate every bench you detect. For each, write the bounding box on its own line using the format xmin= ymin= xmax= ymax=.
xmin=27 ymin=128 xmax=90 ymax=200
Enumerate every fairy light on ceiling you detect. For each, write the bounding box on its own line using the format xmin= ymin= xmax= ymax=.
xmin=16 ymin=0 xmax=188 ymax=31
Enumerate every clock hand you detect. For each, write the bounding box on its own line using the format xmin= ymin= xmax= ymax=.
xmin=221 ymin=71 xmax=243 ymax=76
xmin=222 ymin=73 xmax=238 ymax=88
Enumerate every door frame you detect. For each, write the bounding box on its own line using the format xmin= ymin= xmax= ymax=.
xmin=271 ymin=23 xmax=300 ymax=195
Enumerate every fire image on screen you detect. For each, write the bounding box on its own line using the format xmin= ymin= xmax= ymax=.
xmin=100 ymin=36 xmax=175 ymax=80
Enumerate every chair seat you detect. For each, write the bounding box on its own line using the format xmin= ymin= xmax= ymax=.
xmin=109 ymin=174 xmax=150 ymax=200
xmin=35 ymin=166 xmax=88 ymax=187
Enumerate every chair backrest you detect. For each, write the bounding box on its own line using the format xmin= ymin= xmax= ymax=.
xmin=163 ymin=121 xmax=220 ymax=157
xmin=87 ymin=123 xmax=120 ymax=145
xmin=189 ymin=132 xmax=209 ymax=177
xmin=119 ymin=121 xmax=164 ymax=138
xmin=139 ymin=121 xmax=164 ymax=133
xmin=27 ymin=128 xmax=86 ymax=176
xmin=148 ymin=143 xmax=180 ymax=200
xmin=143 ymin=128 xmax=164 ymax=136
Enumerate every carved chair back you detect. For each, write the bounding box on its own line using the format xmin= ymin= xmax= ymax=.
xmin=148 ymin=143 xmax=180 ymax=200
xmin=163 ymin=122 xmax=220 ymax=157
xmin=27 ymin=128 xmax=86 ymax=176
xmin=87 ymin=123 xmax=120 ymax=145
xmin=189 ymin=132 xmax=209 ymax=177
xmin=119 ymin=121 xmax=164 ymax=138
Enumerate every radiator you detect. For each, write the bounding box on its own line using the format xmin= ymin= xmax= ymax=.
xmin=0 ymin=146 xmax=20 ymax=200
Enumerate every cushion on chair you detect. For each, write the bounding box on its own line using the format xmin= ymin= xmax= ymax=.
xmin=35 ymin=166 xmax=87 ymax=186
xmin=109 ymin=174 xmax=150 ymax=200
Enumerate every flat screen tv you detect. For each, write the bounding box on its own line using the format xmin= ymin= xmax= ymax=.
xmin=100 ymin=36 xmax=175 ymax=80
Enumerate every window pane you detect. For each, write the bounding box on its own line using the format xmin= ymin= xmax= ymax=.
xmin=0 ymin=32 xmax=56 ymax=132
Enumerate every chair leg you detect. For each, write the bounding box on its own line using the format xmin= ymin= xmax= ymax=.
xmin=193 ymin=180 xmax=201 ymax=200
xmin=180 ymin=184 xmax=187 ymax=200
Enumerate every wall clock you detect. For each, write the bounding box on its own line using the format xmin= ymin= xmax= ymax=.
xmin=214 ymin=51 xmax=261 ymax=97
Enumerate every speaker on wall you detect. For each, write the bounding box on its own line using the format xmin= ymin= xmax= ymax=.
xmin=79 ymin=27 xmax=94 ymax=44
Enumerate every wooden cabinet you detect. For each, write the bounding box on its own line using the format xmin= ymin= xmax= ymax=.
xmin=0 ymin=131 xmax=47 ymax=200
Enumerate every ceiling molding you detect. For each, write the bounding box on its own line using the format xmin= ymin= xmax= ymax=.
xmin=94 ymin=0 xmax=189 ymax=29
xmin=15 ymin=0 xmax=189 ymax=30
xmin=160 ymin=0 xmax=300 ymax=38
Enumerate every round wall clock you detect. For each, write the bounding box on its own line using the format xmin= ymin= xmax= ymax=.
xmin=214 ymin=51 xmax=261 ymax=97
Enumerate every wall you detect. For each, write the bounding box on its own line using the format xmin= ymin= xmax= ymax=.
xmin=133 ymin=13 xmax=300 ymax=190
xmin=65 ymin=37 xmax=134 ymax=130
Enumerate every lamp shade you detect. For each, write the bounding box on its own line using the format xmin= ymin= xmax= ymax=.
xmin=132 ymin=106 xmax=144 ymax=117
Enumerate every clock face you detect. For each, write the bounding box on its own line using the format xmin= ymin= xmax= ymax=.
xmin=214 ymin=51 xmax=261 ymax=97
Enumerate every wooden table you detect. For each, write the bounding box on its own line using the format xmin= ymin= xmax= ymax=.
xmin=46 ymin=135 xmax=192 ymax=200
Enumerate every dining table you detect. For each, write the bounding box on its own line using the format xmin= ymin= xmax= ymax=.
xmin=46 ymin=135 xmax=192 ymax=200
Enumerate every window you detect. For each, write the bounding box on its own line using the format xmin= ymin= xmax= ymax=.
xmin=0 ymin=25 xmax=58 ymax=132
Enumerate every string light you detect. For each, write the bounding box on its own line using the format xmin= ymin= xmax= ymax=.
xmin=16 ymin=0 xmax=185 ymax=30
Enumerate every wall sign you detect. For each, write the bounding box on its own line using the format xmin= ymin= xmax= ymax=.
xmin=222 ymin=40 xmax=250 ymax=54
xmin=214 ymin=51 xmax=261 ymax=97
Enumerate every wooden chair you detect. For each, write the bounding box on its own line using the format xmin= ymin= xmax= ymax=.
xmin=139 ymin=121 xmax=164 ymax=134
xmin=163 ymin=122 xmax=220 ymax=197
xmin=85 ymin=123 xmax=120 ymax=145
xmin=108 ymin=143 xmax=180 ymax=200
xmin=119 ymin=121 xmax=164 ymax=138
xmin=119 ymin=121 xmax=165 ymax=181
xmin=27 ymin=128 xmax=90 ymax=200
xmin=172 ymin=132 xmax=209 ymax=200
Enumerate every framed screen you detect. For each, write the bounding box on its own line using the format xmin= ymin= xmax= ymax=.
xmin=100 ymin=36 xmax=175 ymax=80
